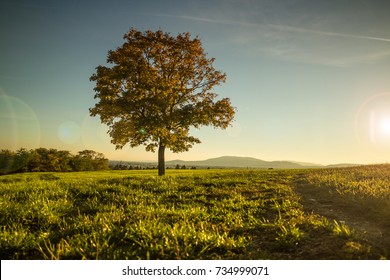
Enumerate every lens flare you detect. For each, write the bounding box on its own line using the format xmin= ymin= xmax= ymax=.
xmin=57 ymin=121 xmax=81 ymax=144
xmin=0 ymin=92 xmax=41 ymax=150
xmin=355 ymin=92 xmax=390 ymax=151
xmin=379 ymin=117 xmax=390 ymax=136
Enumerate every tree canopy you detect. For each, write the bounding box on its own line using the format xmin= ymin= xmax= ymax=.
xmin=90 ymin=28 xmax=235 ymax=175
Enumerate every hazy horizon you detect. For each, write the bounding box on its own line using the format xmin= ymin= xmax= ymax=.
xmin=77 ymin=153 xmax=373 ymax=166
xmin=2 ymin=0 xmax=390 ymax=166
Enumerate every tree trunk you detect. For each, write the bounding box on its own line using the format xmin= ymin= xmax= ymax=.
xmin=158 ymin=144 xmax=166 ymax=176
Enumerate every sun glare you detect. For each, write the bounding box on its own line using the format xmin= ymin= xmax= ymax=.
xmin=379 ymin=117 xmax=390 ymax=136
xmin=369 ymin=112 xmax=390 ymax=143
xmin=355 ymin=92 xmax=390 ymax=154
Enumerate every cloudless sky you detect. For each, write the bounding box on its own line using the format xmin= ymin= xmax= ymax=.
xmin=1 ymin=0 xmax=390 ymax=165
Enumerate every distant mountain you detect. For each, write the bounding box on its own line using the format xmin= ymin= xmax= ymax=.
xmin=110 ymin=156 xmax=359 ymax=169
xmin=166 ymin=156 xmax=321 ymax=169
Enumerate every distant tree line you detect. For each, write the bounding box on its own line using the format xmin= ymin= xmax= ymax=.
xmin=110 ymin=163 xmax=198 ymax=170
xmin=110 ymin=163 xmax=157 ymax=170
xmin=0 ymin=148 xmax=109 ymax=175
xmin=174 ymin=164 xmax=196 ymax=170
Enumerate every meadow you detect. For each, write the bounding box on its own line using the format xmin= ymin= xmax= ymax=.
xmin=0 ymin=166 xmax=389 ymax=260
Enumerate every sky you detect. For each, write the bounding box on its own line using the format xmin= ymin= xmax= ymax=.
xmin=1 ymin=0 xmax=390 ymax=165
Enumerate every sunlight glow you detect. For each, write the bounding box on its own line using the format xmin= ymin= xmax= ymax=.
xmin=57 ymin=121 xmax=81 ymax=145
xmin=355 ymin=92 xmax=390 ymax=156
xmin=0 ymin=93 xmax=41 ymax=149
xmin=379 ymin=117 xmax=390 ymax=136
xmin=368 ymin=111 xmax=390 ymax=143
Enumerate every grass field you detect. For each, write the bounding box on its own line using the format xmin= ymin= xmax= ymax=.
xmin=0 ymin=166 xmax=389 ymax=259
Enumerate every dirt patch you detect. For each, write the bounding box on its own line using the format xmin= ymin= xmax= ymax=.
xmin=292 ymin=179 xmax=390 ymax=258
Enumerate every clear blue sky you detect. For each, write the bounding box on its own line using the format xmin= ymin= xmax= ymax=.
xmin=1 ymin=0 xmax=390 ymax=165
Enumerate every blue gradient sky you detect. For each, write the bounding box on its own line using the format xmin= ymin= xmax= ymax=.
xmin=1 ymin=0 xmax=390 ymax=164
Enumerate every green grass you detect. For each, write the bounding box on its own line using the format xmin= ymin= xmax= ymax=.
xmin=302 ymin=164 xmax=390 ymax=199
xmin=299 ymin=165 xmax=390 ymax=230
xmin=0 ymin=168 xmax=388 ymax=259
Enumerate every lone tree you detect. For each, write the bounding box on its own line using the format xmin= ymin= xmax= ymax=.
xmin=90 ymin=28 xmax=235 ymax=175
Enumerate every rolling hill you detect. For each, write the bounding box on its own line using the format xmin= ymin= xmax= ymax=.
xmin=166 ymin=156 xmax=322 ymax=169
xmin=110 ymin=156 xmax=360 ymax=169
